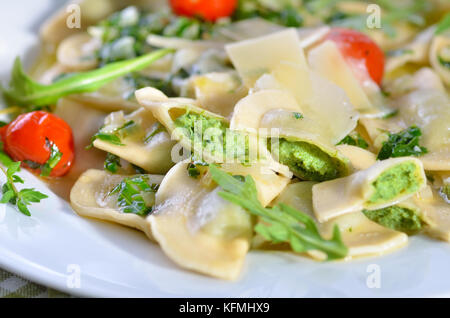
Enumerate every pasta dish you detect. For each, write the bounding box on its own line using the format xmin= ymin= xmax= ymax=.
xmin=0 ymin=0 xmax=449 ymax=281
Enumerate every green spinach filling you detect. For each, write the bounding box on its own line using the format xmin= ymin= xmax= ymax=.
xmin=275 ymin=138 xmax=346 ymax=182
xmin=368 ymin=162 xmax=421 ymax=204
xmin=174 ymin=112 xmax=249 ymax=162
xmin=363 ymin=206 xmax=423 ymax=235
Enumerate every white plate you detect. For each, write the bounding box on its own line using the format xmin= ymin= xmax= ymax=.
xmin=1 ymin=0 xmax=450 ymax=298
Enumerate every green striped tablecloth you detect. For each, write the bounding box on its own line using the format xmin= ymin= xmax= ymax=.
xmin=0 ymin=269 xmax=70 ymax=298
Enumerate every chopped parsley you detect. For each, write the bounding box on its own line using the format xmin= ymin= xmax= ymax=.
xmin=293 ymin=112 xmax=304 ymax=120
xmin=104 ymin=153 xmax=122 ymax=174
xmin=187 ymin=161 xmax=209 ymax=179
xmin=94 ymin=6 xmax=223 ymax=65
xmin=109 ymin=175 xmax=159 ymax=216
xmin=124 ymin=73 xmax=177 ymax=99
xmin=144 ymin=122 xmax=166 ymax=143
xmin=187 ymin=163 xmax=201 ymax=179
xmin=382 ymin=109 xmax=399 ymax=119
xmin=91 ymin=133 xmax=123 ymax=146
xmin=90 ymin=120 xmax=138 ymax=147
xmin=20 ymin=138 xmax=62 ymax=177
xmin=338 ymin=132 xmax=369 ymax=149
xmin=233 ymin=1 xmax=303 ymax=27
xmin=40 ymin=139 xmax=63 ymax=177
xmin=377 ymin=126 xmax=428 ymax=160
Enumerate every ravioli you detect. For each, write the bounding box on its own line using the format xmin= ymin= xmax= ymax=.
xmin=231 ymin=89 xmax=352 ymax=181
xmin=70 ymin=169 xmax=164 ymax=241
xmin=313 ymin=157 xmax=426 ymax=222
xmin=414 ymin=187 xmax=450 ymax=242
xmin=93 ymin=107 xmax=176 ymax=174
xmin=150 ymin=161 xmax=289 ymax=280
xmin=430 ymin=33 xmax=450 ymax=87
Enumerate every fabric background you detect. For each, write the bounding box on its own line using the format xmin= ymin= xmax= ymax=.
xmin=0 ymin=269 xmax=70 ymax=298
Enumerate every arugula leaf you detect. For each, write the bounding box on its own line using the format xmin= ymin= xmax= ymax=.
xmin=337 ymin=132 xmax=369 ymax=149
xmin=209 ymin=165 xmax=348 ymax=260
xmin=377 ymin=126 xmax=428 ymax=160
xmin=435 ymin=12 xmax=450 ymax=35
xmin=40 ymin=140 xmax=63 ymax=177
xmin=109 ymin=175 xmax=159 ymax=216
xmin=104 ymin=153 xmax=122 ymax=174
xmin=2 ymin=49 xmax=174 ymax=108
xmin=0 ymin=161 xmax=48 ymax=216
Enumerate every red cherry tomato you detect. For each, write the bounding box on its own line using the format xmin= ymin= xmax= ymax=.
xmin=170 ymin=0 xmax=237 ymax=22
xmin=0 ymin=111 xmax=74 ymax=177
xmin=325 ymin=28 xmax=385 ymax=85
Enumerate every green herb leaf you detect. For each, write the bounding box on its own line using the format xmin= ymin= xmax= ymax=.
xmin=40 ymin=140 xmax=63 ymax=177
xmin=2 ymin=49 xmax=174 ymax=107
xmin=17 ymin=200 xmax=31 ymax=216
xmin=382 ymin=109 xmax=399 ymax=119
xmin=0 ymin=190 xmax=15 ymax=204
xmin=187 ymin=161 xmax=209 ymax=179
xmin=377 ymin=126 xmax=428 ymax=160
xmin=90 ymin=120 xmax=138 ymax=147
xmin=124 ymin=73 xmax=176 ymax=99
xmin=91 ymin=133 xmax=124 ymax=146
xmin=0 ymin=149 xmax=14 ymax=167
xmin=19 ymin=188 xmax=49 ymax=203
xmin=293 ymin=112 xmax=304 ymax=119
xmin=7 ymin=162 xmax=21 ymax=178
xmin=144 ymin=122 xmax=166 ymax=143
xmin=104 ymin=153 xmax=122 ymax=174
xmin=109 ymin=175 xmax=159 ymax=216
xmin=337 ymin=132 xmax=369 ymax=149
xmin=187 ymin=163 xmax=201 ymax=179
xmin=0 ymin=161 xmax=48 ymax=216
xmin=209 ymin=165 xmax=348 ymax=260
